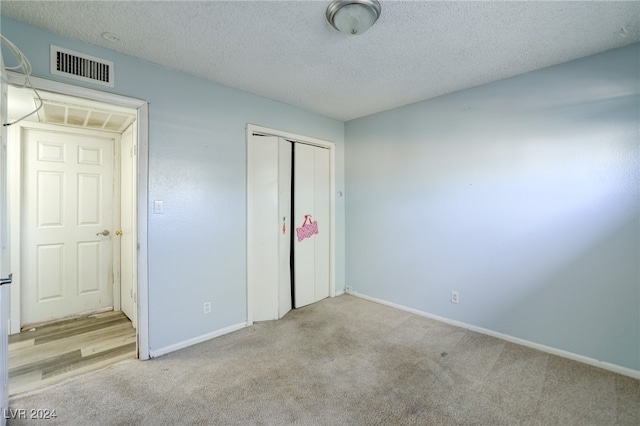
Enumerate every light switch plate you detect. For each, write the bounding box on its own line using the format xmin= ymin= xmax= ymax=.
xmin=154 ymin=200 xmax=163 ymax=214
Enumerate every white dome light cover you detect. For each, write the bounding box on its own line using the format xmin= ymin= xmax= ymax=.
xmin=326 ymin=0 xmax=381 ymax=36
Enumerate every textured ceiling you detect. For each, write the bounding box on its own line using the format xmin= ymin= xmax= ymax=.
xmin=2 ymin=1 xmax=639 ymax=121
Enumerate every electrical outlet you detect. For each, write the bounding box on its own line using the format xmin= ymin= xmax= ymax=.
xmin=203 ymin=301 xmax=212 ymax=314
xmin=451 ymin=291 xmax=459 ymax=304
xmin=345 ymin=286 xmax=352 ymax=294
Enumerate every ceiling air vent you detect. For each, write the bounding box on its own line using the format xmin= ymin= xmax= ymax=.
xmin=50 ymin=45 xmax=114 ymax=87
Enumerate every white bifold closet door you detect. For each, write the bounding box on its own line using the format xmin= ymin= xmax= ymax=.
xmin=277 ymin=140 xmax=292 ymax=318
xmin=294 ymin=143 xmax=330 ymax=308
xmin=248 ymin=135 xmax=330 ymax=319
xmin=248 ymin=136 xmax=292 ymax=321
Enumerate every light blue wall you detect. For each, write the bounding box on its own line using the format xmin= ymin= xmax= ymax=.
xmin=346 ymin=43 xmax=640 ymax=371
xmin=4 ymin=16 xmax=638 ymax=372
xmin=0 ymin=18 xmax=346 ymax=352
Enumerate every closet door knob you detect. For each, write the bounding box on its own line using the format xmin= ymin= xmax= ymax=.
xmin=115 ymin=230 xmax=123 ymax=236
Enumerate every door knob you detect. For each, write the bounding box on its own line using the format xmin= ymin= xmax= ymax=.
xmin=96 ymin=230 xmax=110 ymax=236
xmin=115 ymin=230 xmax=123 ymax=236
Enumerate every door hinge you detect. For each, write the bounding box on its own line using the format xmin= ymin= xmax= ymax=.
xmin=133 ymin=145 xmax=137 ymax=156
xmin=0 ymin=273 xmax=12 ymax=286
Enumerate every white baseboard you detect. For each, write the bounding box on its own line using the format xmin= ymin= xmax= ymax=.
xmin=149 ymin=322 xmax=247 ymax=358
xmin=334 ymin=289 xmax=345 ymax=296
xmin=352 ymin=292 xmax=640 ymax=380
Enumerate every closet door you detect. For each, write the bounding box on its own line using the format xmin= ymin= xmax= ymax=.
xmin=248 ymin=136 xmax=279 ymax=321
xmin=294 ymin=143 xmax=330 ymax=308
xmin=248 ymin=136 xmax=292 ymax=321
xmin=277 ymin=138 xmax=292 ymax=318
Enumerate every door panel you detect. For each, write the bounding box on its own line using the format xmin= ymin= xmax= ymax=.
xmin=78 ymin=241 xmax=101 ymax=293
xmin=36 ymin=243 xmax=64 ymax=299
xmin=313 ymin=147 xmax=330 ymax=301
xmin=22 ymin=128 xmax=114 ymax=326
xmin=277 ymin=138 xmax=292 ymax=318
xmin=248 ymin=135 xmax=280 ymax=320
xmin=294 ymin=143 xmax=330 ymax=308
xmin=120 ymin=125 xmax=136 ymax=327
xmin=248 ymin=135 xmax=293 ymax=321
xmin=1 ymin=56 xmax=10 ymax=426
xmin=294 ymin=144 xmax=315 ymax=308
xmin=78 ymin=173 xmax=102 ymax=224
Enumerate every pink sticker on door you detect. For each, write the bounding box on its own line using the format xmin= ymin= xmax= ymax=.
xmin=296 ymin=215 xmax=319 ymax=242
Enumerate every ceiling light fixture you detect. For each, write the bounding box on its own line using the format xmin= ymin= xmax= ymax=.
xmin=326 ymin=0 xmax=381 ymax=36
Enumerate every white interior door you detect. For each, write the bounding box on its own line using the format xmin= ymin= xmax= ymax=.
xmin=277 ymin=138 xmax=292 ymax=319
xmin=294 ymin=143 xmax=330 ymax=308
xmin=119 ymin=124 xmax=136 ymax=328
xmin=248 ymin=135 xmax=292 ymax=321
xmin=22 ymin=127 xmax=115 ymax=326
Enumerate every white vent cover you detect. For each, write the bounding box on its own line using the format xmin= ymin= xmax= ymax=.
xmin=50 ymin=45 xmax=114 ymax=87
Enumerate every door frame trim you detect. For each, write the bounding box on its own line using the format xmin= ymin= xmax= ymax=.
xmin=6 ymin=72 xmax=151 ymax=360
xmin=246 ymin=124 xmax=336 ymax=326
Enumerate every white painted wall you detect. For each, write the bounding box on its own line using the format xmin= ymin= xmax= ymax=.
xmin=0 ymin=18 xmax=345 ymax=353
xmin=345 ymin=43 xmax=640 ymax=371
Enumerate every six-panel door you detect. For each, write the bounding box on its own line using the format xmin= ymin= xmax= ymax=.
xmin=22 ymin=128 xmax=115 ymax=325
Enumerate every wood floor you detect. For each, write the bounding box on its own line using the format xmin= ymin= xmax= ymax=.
xmin=8 ymin=311 xmax=137 ymax=396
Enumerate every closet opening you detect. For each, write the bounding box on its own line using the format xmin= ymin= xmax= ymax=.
xmin=246 ymin=124 xmax=336 ymax=324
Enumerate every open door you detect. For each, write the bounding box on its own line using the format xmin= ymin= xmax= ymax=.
xmin=1 ymin=50 xmax=11 ymax=426
xmin=120 ymin=124 xmax=137 ymax=328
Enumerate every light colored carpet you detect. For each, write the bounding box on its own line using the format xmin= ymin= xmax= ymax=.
xmin=8 ymin=295 xmax=640 ymax=425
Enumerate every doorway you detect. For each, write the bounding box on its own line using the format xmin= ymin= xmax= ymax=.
xmin=2 ymin=73 xmax=150 ymax=362
xmin=246 ymin=124 xmax=336 ymax=324
xmin=8 ymin=86 xmax=137 ymax=331
xmin=4 ymin=77 xmax=149 ymax=394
